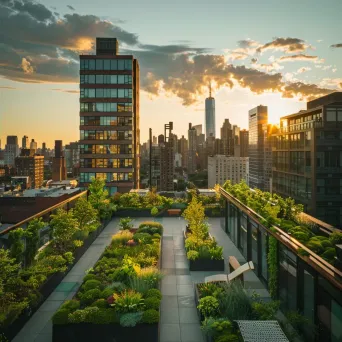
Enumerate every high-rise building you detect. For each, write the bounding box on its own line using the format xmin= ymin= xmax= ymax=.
xmin=208 ymin=155 xmax=249 ymax=188
xmin=15 ymin=149 xmax=44 ymax=188
xmin=248 ymin=105 xmax=268 ymax=191
xmin=79 ymin=37 xmax=140 ymax=194
xmin=4 ymin=136 xmax=19 ymax=166
xmin=65 ymin=142 xmax=80 ymax=176
xmin=22 ymin=135 xmax=29 ymax=149
xmin=160 ymin=122 xmax=174 ymax=191
xmin=272 ymin=92 xmax=342 ymax=227
xmin=152 ymin=136 xmax=157 ymax=144
xmin=151 ymin=144 xmax=161 ymax=188
xmin=30 ymin=139 xmax=37 ymax=152
xmin=178 ymin=135 xmax=188 ymax=168
xmin=220 ymin=119 xmax=235 ymax=156
xmin=193 ymin=124 xmax=203 ymax=136
xmin=205 ymin=85 xmax=215 ymax=139
xmin=52 ymin=140 xmax=67 ymax=181
xmin=170 ymin=133 xmax=178 ymax=154
xmin=239 ymin=129 xmax=249 ymax=157
xmin=158 ymin=134 xmax=165 ymax=145
xmin=188 ymin=123 xmax=197 ymax=174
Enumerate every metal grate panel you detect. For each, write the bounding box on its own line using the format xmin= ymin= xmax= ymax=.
xmin=235 ymin=320 xmax=289 ymax=342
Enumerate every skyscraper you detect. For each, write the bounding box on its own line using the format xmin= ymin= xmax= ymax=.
xmin=248 ymin=105 xmax=268 ymax=191
xmin=22 ymin=135 xmax=29 ymax=149
xmin=220 ymin=119 xmax=235 ymax=156
xmin=4 ymin=136 xmax=19 ymax=166
xmin=160 ymin=122 xmax=174 ymax=191
xmin=30 ymin=139 xmax=37 ymax=152
xmin=239 ymin=129 xmax=249 ymax=157
xmin=178 ymin=135 xmax=188 ymax=169
xmin=205 ymin=85 xmax=215 ymax=139
xmin=193 ymin=124 xmax=203 ymax=136
xmin=79 ymin=37 xmax=140 ymax=194
xmin=52 ymin=140 xmax=67 ymax=181
xmin=188 ymin=123 xmax=197 ymax=174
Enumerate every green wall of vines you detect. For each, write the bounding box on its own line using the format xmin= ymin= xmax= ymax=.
xmin=268 ymin=235 xmax=278 ymax=299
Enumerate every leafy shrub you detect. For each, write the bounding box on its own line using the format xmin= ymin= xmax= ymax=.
xmin=63 ymin=251 xmax=74 ymax=264
xmin=83 ymin=274 xmax=99 ymax=282
xmin=187 ymin=250 xmax=199 ymax=260
xmin=68 ymin=309 xmax=89 ymax=323
xmin=150 ymin=207 xmax=158 ymax=216
xmin=133 ymin=233 xmax=153 ymax=245
xmin=111 ymin=290 xmax=145 ymax=313
xmin=52 ymin=309 xmax=70 ymax=324
xmin=153 ymin=233 xmax=161 ymax=239
xmin=209 ymin=246 xmax=223 ymax=260
xmin=110 ymin=257 xmax=140 ymax=283
xmin=119 ymin=217 xmax=133 ymax=230
xmin=79 ymin=289 xmax=102 ymax=306
xmin=87 ymin=308 xmax=118 ymax=324
xmin=112 ymin=230 xmax=133 ymax=245
xmin=145 ymin=297 xmax=161 ymax=310
xmin=321 ymin=240 xmax=333 ymax=249
xmin=198 ymin=245 xmax=212 ymax=259
xmin=329 ymin=231 xmax=342 ymax=245
xmin=73 ymin=240 xmax=83 ymax=248
xmin=128 ymin=276 xmax=154 ymax=294
xmin=251 ymin=298 xmax=280 ymax=320
xmin=142 ymin=309 xmax=159 ymax=323
xmin=321 ymin=248 xmax=336 ymax=263
xmin=136 ymin=267 xmax=163 ymax=287
xmin=120 ymin=312 xmax=143 ymax=327
xmin=90 ymin=299 xmax=108 ymax=308
xmin=145 ymin=289 xmax=162 ymax=300
xmin=60 ymin=300 xmax=80 ymax=311
xmin=101 ymin=287 xmax=114 ymax=299
xmin=306 ymin=239 xmax=324 ymax=254
xmin=138 ymin=222 xmax=163 ymax=235
xmin=197 ymin=296 xmax=219 ymax=317
xmin=198 ymin=283 xmax=223 ymax=298
xmin=82 ymin=279 xmax=102 ymax=292
xmin=215 ymin=334 xmax=239 ymax=342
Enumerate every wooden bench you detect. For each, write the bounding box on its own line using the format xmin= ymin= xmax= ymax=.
xmin=168 ymin=209 xmax=181 ymax=216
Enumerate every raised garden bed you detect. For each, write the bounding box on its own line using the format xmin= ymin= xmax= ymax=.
xmin=53 ymin=320 xmax=159 ymax=342
xmin=52 ymin=222 xmax=164 ymax=342
xmin=1 ymin=221 xmax=109 ymax=341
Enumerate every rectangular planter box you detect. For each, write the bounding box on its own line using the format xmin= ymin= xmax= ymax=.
xmin=53 ymin=322 xmax=159 ymax=342
xmin=189 ymin=258 xmax=224 ymax=271
xmin=0 ymin=221 xmax=109 ymax=341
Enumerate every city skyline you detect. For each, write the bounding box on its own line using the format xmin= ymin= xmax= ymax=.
xmin=1 ymin=0 xmax=342 ymax=146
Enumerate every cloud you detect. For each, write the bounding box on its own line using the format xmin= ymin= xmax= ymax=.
xmin=297 ymin=67 xmax=311 ymax=74
xmin=282 ymin=82 xmax=332 ymax=101
xmin=251 ymin=58 xmax=258 ymax=64
xmin=51 ymin=88 xmax=79 ymax=93
xmin=138 ymin=44 xmax=210 ymax=55
xmin=237 ymin=39 xmax=260 ymax=49
xmin=0 ymin=86 xmax=16 ymax=90
xmin=278 ymin=54 xmax=323 ymax=63
xmin=331 ymin=43 xmax=342 ymax=48
xmin=67 ymin=5 xmax=75 ymax=11
xmin=21 ymin=58 xmax=34 ymax=74
xmin=257 ymin=37 xmax=309 ymax=53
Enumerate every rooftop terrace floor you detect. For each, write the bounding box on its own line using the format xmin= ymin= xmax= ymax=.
xmin=13 ymin=217 xmax=270 ymax=342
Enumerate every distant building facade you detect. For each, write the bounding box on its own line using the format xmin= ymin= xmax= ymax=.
xmin=4 ymin=136 xmax=19 ymax=166
xmin=208 ymin=155 xmax=249 ymax=188
xmin=239 ymin=129 xmax=249 ymax=157
xmin=188 ymin=123 xmax=197 ymax=174
xmin=52 ymin=140 xmax=67 ymax=181
xmin=272 ymin=92 xmax=342 ymax=227
xmin=205 ymin=87 xmax=216 ymax=139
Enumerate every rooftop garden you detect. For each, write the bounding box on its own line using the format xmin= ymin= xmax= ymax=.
xmin=52 ymin=221 xmax=163 ymax=342
xmin=222 ymin=180 xmax=342 ymax=266
xmin=0 ymin=178 xmax=115 ymax=340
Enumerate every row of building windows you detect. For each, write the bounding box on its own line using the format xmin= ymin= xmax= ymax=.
xmin=80 ymin=130 xmax=132 ymax=141
xmin=80 ymin=103 xmax=132 ymax=112
xmin=80 ymin=172 xmax=133 ymax=182
xmin=80 ymin=88 xmax=132 ymax=99
xmin=80 ymin=75 xmax=132 ymax=85
xmin=79 ymin=144 xmax=133 ymax=155
xmin=326 ymin=108 xmax=342 ymax=122
xmin=80 ymin=158 xmax=133 ymax=168
xmin=80 ymin=116 xmax=132 ymax=126
xmin=80 ymin=59 xmax=132 ymax=71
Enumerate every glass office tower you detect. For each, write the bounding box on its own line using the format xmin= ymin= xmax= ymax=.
xmin=205 ymin=89 xmax=216 ymax=139
xmin=79 ymin=38 xmax=140 ymax=194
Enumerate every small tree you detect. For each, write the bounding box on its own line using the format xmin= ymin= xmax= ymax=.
xmin=25 ymin=218 xmax=45 ymax=266
xmin=183 ymin=196 xmax=206 ymax=229
xmin=73 ymin=197 xmax=100 ymax=233
xmin=50 ymin=209 xmax=79 ymax=252
xmin=151 ymin=207 xmax=158 ymax=217
xmin=8 ymin=228 xmax=25 ymax=264
xmin=119 ymin=217 xmax=133 ymax=230
xmin=88 ymin=178 xmax=116 ymax=219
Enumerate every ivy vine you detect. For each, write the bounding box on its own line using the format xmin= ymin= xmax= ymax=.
xmin=268 ymin=235 xmax=278 ymax=299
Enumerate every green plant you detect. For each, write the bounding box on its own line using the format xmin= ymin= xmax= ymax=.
xmin=68 ymin=309 xmax=89 ymax=323
xmin=209 ymin=246 xmax=223 ymax=260
xmin=137 ymin=221 xmax=163 ymax=235
xmin=73 ymin=240 xmax=83 ymax=248
xmin=145 ymin=297 xmax=161 ymax=310
xmin=25 ymin=218 xmax=45 ymax=266
xmin=321 ymin=248 xmax=336 ymax=263
xmin=198 ymin=283 xmax=223 ymax=298
xmin=150 ymin=207 xmax=158 ymax=217
xmin=79 ymin=289 xmax=102 ymax=305
xmin=90 ymin=299 xmax=108 ymax=308
xmin=141 ymin=309 xmax=159 ymax=323
xmin=197 ymin=296 xmax=219 ymax=317
xmin=8 ymin=228 xmax=25 ymax=263
xmin=101 ymin=287 xmax=115 ymax=299
xmin=111 ymin=230 xmax=134 ymax=245
xmin=119 ymin=312 xmax=143 ymax=327
xmin=119 ymin=217 xmax=133 ymax=230
xmin=306 ymin=238 xmax=324 ymax=254
xmin=52 ymin=308 xmax=70 ymax=324
xmin=50 ymin=208 xmax=79 ymax=252
xmin=82 ymin=279 xmax=102 ymax=292
xmin=110 ymin=256 xmax=140 ymax=283
xmin=268 ymin=236 xmax=278 ymax=299
xmin=329 ymin=231 xmax=342 ymax=245
xmin=251 ymin=298 xmax=280 ymax=320
xmin=133 ymin=233 xmax=153 ymax=244
xmin=86 ymin=308 xmax=118 ymax=324
xmin=63 ymin=251 xmax=74 ymax=264
xmin=72 ymin=197 xmax=100 ymax=232
xmin=128 ymin=276 xmax=154 ymax=294
xmin=187 ymin=250 xmax=199 ymax=260
xmin=145 ymin=289 xmax=162 ymax=300
xmin=111 ymin=290 xmax=145 ymax=313
xmin=215 ymin=334 xmax=239 ymax=342
xmin=60 ymin=300 xmax=80 ymax=311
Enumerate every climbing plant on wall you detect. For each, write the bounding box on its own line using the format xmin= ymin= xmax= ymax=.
xmin=268 ymin=234 xmax=278 ymax=299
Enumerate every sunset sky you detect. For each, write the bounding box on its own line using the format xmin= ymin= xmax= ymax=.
xmin=1 ymin=0 xmax=342 ymax=147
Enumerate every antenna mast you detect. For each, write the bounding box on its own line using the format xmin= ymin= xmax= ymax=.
xmin=209 ymin=81 xmax=212 ymax=98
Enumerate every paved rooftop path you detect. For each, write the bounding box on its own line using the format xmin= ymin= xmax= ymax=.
xmin=13 ymin=218 xmax=147 ymax=342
